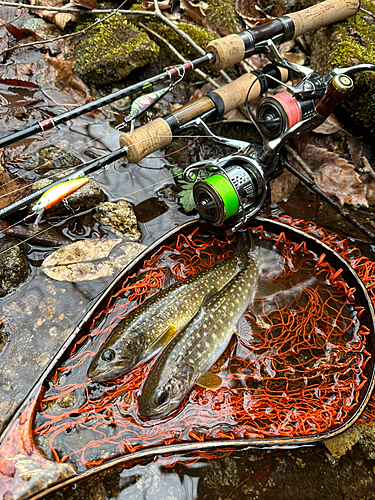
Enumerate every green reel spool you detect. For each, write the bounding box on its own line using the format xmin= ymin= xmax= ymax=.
xmin=204 ymin=175 xmax=239 ymax=218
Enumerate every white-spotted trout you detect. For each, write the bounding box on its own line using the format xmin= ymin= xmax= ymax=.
xmin=139 ymin=244 xmax=268 ymax=418
xmin=87 ymin=233 xmax=251 ymax=383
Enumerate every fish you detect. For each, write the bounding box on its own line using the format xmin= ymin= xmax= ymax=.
xmin=87 ymin=232 xmax=251 ymax=383
xmin=138 ymin=243 xmax=269 ymax=419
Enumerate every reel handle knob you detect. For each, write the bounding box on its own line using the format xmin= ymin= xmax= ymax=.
xmin=315 ymin=74 xmax=354 ymax=118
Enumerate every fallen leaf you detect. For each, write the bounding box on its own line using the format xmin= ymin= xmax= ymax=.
xmin=299 ymin=144 xmax=368 ymax=207
xmin=0 ymin=79 xmax=39 ymax=88
xmin=313 ymin=114 xmax=342 ymax=135
xmin=235 ymin=0 xmax=259 ymax=19
xmin=41 ymin=239 xmax=146 ymax=281
xmin=72 ymin=0 xmax=98 ymax=9
xmin=142 ymin=0 xmax=172 ymax=9
xmin=180 ymin=0 xmax=212 ymax=29
xmin=0 ymin=19 xmax=37 ymax=41
xmin=0 ymin=171 xmax=31 ymax=209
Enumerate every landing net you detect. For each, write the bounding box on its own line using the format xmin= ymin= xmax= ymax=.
xmin=33 ymin=217 xmax=373 ymax=471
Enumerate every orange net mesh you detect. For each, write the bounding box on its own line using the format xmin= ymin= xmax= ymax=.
xmin=33 ymin=218 xmax=374 ymax=472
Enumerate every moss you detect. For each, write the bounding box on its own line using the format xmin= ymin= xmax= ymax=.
xmin=327 ymin=1 xmax=375 ymax=131
xmin=147 ymin=21 xmax=218 ymax=61
xmin=306 ymin=0 xmax=375 ymax=131
xmin=205 ymin=0 xmax=244 ymax=33
xmin=70 ymin=13 xmax=159 ymax=86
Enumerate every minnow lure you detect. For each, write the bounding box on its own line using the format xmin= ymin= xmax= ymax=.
xmin=32 ymin=177 xmax=89 ymax=223
xmin=117 ymin=87 xmax=172 ymax=135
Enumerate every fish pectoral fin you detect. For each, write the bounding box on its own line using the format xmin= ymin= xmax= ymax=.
xmin=196 ymin=371 xmax=222 ymax=389
xmin=237 ymin=314 xmax=271 ymax=345
xmin=148 ymin=325 xmax=176 ymax=353
xmin=254 ymin=278 xmax=281 ymax=300
xmin=237 ymin=315 xmax=254 ymax=345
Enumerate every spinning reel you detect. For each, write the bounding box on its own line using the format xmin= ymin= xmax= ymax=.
xmin=183 ymin=41 xmax=375 ymax=233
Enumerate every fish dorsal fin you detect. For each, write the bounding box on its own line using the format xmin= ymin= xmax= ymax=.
xmin=254 ymin=278 xmax=280 ymax=300
xmin=148 ymin=324 xmax=176 ymax=353
xmin=196 ymin=371 xmax=222 ymax=389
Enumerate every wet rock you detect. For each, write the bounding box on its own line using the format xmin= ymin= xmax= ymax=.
xmin=0 ymin=239 xmax=29 ymax=297
xmin=324 ymin=427 xmax=361 ymax=459
xmin=71 ymin=13 xmax=159 ymax=87
xmin=36 ymin=145 xmax=82 ymax=174
xmin=31 ymin=178 xmax=106 ymax=218
xmin=94 ymin=200 xmax=141 ymax=239
xmin=356 ymin=422 xmax=375 ymax=459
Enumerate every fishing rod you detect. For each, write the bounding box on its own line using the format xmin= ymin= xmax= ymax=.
xmin=0 ymin=63 xmax=290 ymax=219
xmin=0 ymin=0 xmax=359 ymax=149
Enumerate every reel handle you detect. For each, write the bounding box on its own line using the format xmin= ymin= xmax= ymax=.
xmin=206 ymin=0 xmax=359 ymax=71
xmin=315 ymin=74 xmax=354 ymax=117
xmin=120 ymin=68 xmax=289 ymax=164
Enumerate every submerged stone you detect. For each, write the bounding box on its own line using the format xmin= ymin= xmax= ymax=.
xmin=94 ymin=199 xmax=141 ymax=239
xmin=70 ymin=13 xmax=159 ymax=86
xmin=0 ymin=239 xmax=29 ymax=297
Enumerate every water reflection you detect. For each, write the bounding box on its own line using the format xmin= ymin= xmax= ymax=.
xmin=116 ymin=463 xmax=200 ymax=500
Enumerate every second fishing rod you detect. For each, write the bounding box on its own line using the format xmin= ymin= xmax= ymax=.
xmin=0 ymin=63 xmax=289 ymax=219
xmin=0 ymin=0 xmax=359 ymax=149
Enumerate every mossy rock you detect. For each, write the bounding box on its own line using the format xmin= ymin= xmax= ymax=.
xmin=261 ymin=0 xmax=375 ymax=131
xmin=69 ymin=13 xmax=159 ymax=86
xmin=305 ymin=1 xmax=375 ymax=131
xmin=205 ymin=0 xmax=244 ymax=33
xmin=0 ymin=241 xmax=29 ymax=297
xmin=146 ymin=21 xmax=219 ymax=62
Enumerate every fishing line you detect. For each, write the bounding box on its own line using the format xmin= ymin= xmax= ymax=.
xmin=0 ymin=134 xmax=206 ymax=203
xmin=0 ymin=174 xmax=178 ymax=257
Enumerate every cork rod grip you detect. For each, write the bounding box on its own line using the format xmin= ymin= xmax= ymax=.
xmin=120 ymin=68 xmax=289 ymax=164
xmin=287 ymin=0 xmax=359 ymax=38
xmin=119 ymin=118 xmax=172 ymax=164
xmin=211 ymin=67 xmax=289 ymax=114
xmin=206 ymin=0 xmax=359 ymax=71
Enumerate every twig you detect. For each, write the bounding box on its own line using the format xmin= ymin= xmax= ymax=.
xmin=361 ymin=156 xmax=375 ymax=182
xmin=0 ymin=0 xmax=155 ymax=14
xmin=283 ymin=143 xmax=316 ymax=181
xmin=139 ymin=22 xmax=220 ymax=89
xmin=151 ymin=0 xmax=232 ymax=84
xmin=285 ymin=159 xmax=375 ymax=241
xmin=0 ymin=0 xmax=135 ymax=58
xmin=359 ymin=6 xmax=375 ymax=18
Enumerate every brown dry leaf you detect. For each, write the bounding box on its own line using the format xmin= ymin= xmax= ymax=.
xmin=30 ymin=0 xmax=83 ymax=27
xmin=0 ymin=19 xmax=37 ymax=40
xmin=180 ymin=0 xmax=212 ymax=29
xmin=42 ymin=239 xmax=146 ymax=282
xmin=0 ymin=171 xmax=31 ymax=209
xmin=313 ymin=115 xmax=342 ymax=135
xmin=72 ymin=0 xmax=98 ymax=9
xmin=299 ymin=144 xmax=368 ymax=207
xmin=142 ymin=0 xmax=171 ymax=9
xmin=53 ymin=3 xmax=81 ymax=31
xmin=235 ymin=0 xmax=259 ymax=19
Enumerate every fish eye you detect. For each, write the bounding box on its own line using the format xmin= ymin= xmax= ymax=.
xmin=153 ymin=388 xmax=169 ymax=406
xmin=101 ymin=349 xmax=115 ymax=362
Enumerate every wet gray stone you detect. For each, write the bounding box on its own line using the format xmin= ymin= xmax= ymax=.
xmin=0 ymin=239 xmax=29 ymax=297
xmin=94 ymin=200 xmax=141 ymax=240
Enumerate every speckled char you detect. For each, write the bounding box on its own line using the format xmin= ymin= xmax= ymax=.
xmin=87 ymin=234 xmax=250 ymax=383
xmin=138 ymin=247 xmax=264 ymax=418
